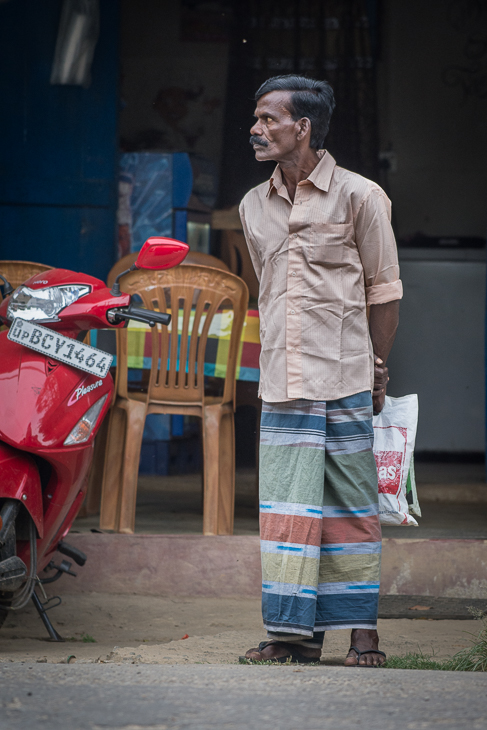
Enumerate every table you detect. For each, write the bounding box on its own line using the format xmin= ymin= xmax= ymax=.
xmin=82 ymin=310 xmax=262 ymax=518
xmin=91 ymin=309 xmax=261 ymax=382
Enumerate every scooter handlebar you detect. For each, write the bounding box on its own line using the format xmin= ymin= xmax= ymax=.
xmin=107 ymin=305 xmax=171 ymax=328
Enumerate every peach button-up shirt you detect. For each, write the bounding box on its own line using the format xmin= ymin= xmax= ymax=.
xmin=239 ymin=150 xmax=403 ymax=403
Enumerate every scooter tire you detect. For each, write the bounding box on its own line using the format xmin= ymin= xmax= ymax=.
xmin=0 ymin=593 xmax=12 ymax=628
xmin=0 ymin=504 xmax=16 ymax=628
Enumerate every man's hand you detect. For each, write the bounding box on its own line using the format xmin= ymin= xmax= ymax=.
xmin=372 ymin=355 xmax=389 ymax=415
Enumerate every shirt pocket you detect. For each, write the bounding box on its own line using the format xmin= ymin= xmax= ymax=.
xmin=307 ymin=222 xmax=354 ymax=265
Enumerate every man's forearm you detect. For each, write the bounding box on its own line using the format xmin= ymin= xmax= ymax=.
xmin=368 ymin=300 xmax=400 ymax=363
xmin=368 ymin=299 xmax=400 ymax=414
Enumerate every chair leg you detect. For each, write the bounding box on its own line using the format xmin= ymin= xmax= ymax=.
xmin=117 ymin=399 xmax=147 ymax=534
xmin=202 ymin=404 xmax=235 ymax=536
xmin=99 ymin=401 xmax=127 ymax=531
xmin=79 ymin=414 xmax=110 ymax=518
xmin=219 ymin=409 xmax=236 ymax=535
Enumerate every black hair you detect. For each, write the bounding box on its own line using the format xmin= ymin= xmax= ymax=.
xmin=255 ymin=75 xmax=336 ymax=149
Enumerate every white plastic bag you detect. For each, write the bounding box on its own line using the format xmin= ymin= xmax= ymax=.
xmin=373 ymin=395 xmax=419 ymax=526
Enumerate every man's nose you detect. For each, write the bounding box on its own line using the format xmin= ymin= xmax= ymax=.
xmin=250 ymin=120 xmax=262 ymax=136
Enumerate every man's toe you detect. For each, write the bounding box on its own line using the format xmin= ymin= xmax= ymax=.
xmin=345 ymin=649 xmax=358 ymax=666
xmin=366 ymin=652 xmax=384 ymax=666
xmin=345 ymin=648 xmax=385 ymax=666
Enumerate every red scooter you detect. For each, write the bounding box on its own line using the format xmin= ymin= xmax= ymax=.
xmin=0 ymin=237 xmax=188 ymax=640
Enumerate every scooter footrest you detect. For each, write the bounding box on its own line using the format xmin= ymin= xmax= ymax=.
xmin=0 ymin=556 xmax=27 ymax=591
xmin=57 ymin=541 xmax=87 ymax=567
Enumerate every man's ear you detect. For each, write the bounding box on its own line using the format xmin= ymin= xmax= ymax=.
xmin=297 ymin=117 xmax=311 ymax=141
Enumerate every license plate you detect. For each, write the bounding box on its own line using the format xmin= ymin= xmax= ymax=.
xmin=8 ymin=318 xmax=113 ymax=378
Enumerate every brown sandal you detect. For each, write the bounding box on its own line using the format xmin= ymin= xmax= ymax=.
xmin=239 ymin=640 xmax=320 ymax=665
xmin=347 ymin=645 xmax=386 ymax=667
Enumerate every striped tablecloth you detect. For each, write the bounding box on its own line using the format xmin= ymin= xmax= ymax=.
xmin=92 ymin=309 xmax=261 ymax=383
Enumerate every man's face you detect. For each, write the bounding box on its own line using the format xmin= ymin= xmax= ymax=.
xmin=250 ymin=91 xmax=302 ymax=162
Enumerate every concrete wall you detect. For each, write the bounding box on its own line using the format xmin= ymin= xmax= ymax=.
xmin=120 ymin=0 xmax=230 ymax=170
xmin=377 ymin=0 xmax=487 ymax=239
xmin=58 ymin=534 xmax=487 ymax=598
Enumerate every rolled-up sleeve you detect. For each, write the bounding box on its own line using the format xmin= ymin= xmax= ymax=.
xmin=239 ymin=200 xmax=263 ymax=282
xmin=354 ymin=188 xmax=403 ymax=305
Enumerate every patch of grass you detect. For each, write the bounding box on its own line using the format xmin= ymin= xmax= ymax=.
xmin=238 ymin=657 xmax=320 ymax=666
xmin=384 ymin=607 xmax=487 ymax=672
xmin=446 ymin=618 xmax=487 ymax=672
xmin=239 ymin=657 xmax=285 ymax=665
xmin=81 ymin=633 xmax=96 ymax=643
xmin=383 ymin=652 xmax=449 ymax=671
xmin=64 ymin=633 xmax=96 ymax=643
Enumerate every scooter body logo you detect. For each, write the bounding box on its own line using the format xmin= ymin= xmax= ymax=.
xmin=68 ymin=378 xmax=103 ymax=406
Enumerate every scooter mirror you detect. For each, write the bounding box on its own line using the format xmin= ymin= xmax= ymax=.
xmin=135 ymin=237 xmax=189 ymax=270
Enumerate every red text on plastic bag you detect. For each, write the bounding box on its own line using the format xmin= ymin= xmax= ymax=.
xmin=375 ymin=450 xmax=403 ymax=494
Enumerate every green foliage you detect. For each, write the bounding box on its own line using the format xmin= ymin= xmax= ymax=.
xmin=446 ymin=613 xmax=487 ymax=672
xmin=81 ymin=633 xmax=96 ymax=643
xmin=64 ymin=633 xmax=97 ymax=643
xmin=383 ymin=652 xmax=449 ymax=670
xmin=238 ymin=657 xmax=320 ymax=666
xmin=384 ymin=609 xmax=487 ymax=672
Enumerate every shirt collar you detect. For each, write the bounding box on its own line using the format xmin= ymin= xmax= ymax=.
xmin=267 ymin=150 xmax=336 ymax=198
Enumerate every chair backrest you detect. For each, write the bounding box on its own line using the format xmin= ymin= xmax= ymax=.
xmin=220 ymin=230 xmax=259 ymax=300
xmin=115 ymin=265 xmax=248 ymax=408
xmin=184 ymin=251 xmax=229 ymax=271
xmin=107 ymin=251 xmax=229 ymax=288
xmin=0 ymin=260 xmax=53 ymax=303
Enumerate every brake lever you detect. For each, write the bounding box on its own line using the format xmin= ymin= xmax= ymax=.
xmin=107 ymin=306 xmax=171 ymax=328
xmin=107 ymin=310 xmax=156 ymax=327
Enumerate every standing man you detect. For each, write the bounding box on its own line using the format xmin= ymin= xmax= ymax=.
xmin=239 ymin=76 xmax=402 ymax=666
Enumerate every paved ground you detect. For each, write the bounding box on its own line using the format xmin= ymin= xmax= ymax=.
xmin=1 ymin=662 xmax=486 ymax=730
xmin=0 ymin=589 xmax=485 ymax=728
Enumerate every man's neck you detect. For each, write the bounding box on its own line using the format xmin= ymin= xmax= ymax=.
xmin=278 ymin=148 xmax=321 ymax=202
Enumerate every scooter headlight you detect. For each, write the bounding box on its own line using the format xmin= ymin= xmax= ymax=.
xmin=64 ymin=394 xmax=108 ymax=446
xmin=7 ymin=285 xmax=91 ymax=322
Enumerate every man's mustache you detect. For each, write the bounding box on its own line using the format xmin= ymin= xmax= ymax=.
xmin=250 ymin=135 xmax=269 ymax=147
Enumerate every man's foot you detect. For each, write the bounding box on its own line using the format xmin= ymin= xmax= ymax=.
xmin=243 ymin=641 xmax=321 ymax=664
xmin=344 ymin=629 xmax=386 ymax=667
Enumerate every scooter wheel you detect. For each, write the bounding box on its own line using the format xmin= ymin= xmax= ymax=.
xmin=0 ymin=503 xmax=16 ymax=627
xmin=0 ymin=592 xmax=12 ymax=628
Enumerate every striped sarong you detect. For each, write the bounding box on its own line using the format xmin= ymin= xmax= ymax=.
xmin=259 ymin=391 xmax=381 ymax=642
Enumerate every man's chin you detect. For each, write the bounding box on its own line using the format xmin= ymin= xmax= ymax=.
xmin=253 ymin=147 xmax=272 ymax=161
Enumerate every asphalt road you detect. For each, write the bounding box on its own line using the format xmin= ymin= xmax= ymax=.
xmin=0 ymin=663 xmax=486 ymax=730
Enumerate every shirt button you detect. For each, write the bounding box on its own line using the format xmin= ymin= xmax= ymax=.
xmin=292 ymin=233 xmax=297 ymax=239
xmin=291 ymin=271 xmax=296 ymax=276
xmin=290 ymin=309 xmax=296 ymax=314
xmin=291 ymin=347 xmax=296 ymax=352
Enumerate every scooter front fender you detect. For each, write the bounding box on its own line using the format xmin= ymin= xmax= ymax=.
xmin=0 ymin=442 xmax=43 ymax=538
